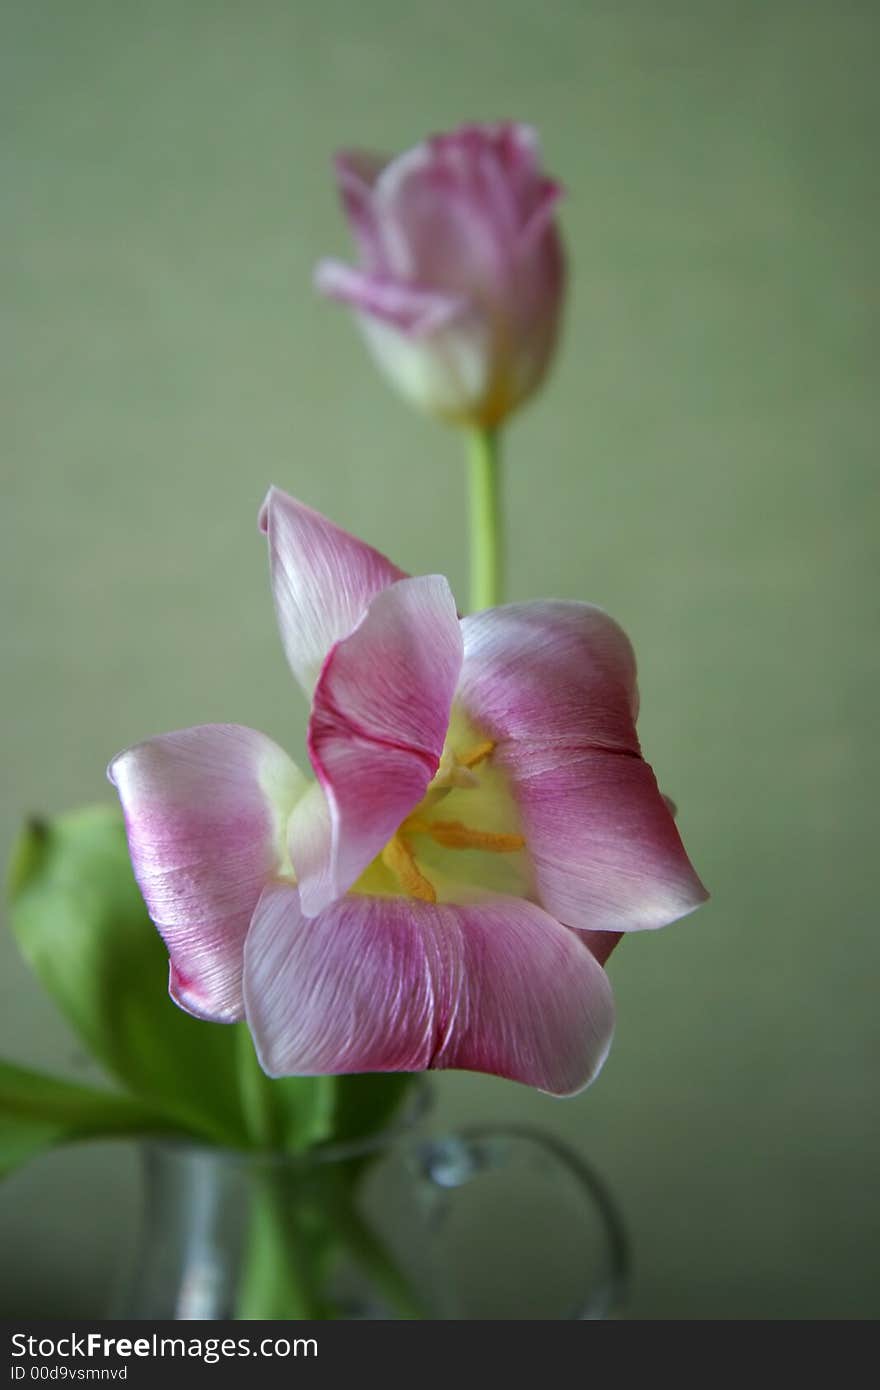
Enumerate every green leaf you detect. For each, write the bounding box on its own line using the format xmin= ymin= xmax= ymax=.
xmin=236 ymin=1027 xmax=336 ymax=1153
xmin=0 ymin=1057 xmax=189 ymax=1179
xmin=330 ymin=1073 xmax=416 ymax=1146
xmin=8 ymin=806 xmax=248 ymax=1146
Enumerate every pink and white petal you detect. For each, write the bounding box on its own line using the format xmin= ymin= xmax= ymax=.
xmin=314 ymin=261 xmax=468 ymax=336
xmin=357 ymin=309 xmax=493 ymax=423
xmin=456 ymin=602 xmax=705 ymax=933
xmin=374 ymin=149 xmax=514 ymax=296
xmin=520 ymin=178 xmax=565 ymax=254
xmin=333 ymin=150 xmax=389 ymax=268
xmin=459 ymin=123 xmax=551 ymax=239
xmin=259 ymin=487 xmax=408 ymax=697
xmin=107 ymin=724 xmax=306 ymax=1022
xmin=504 ymin=746 xmax=708 ymax=934
xmin=298 ymin=575 xmax=463 ymax=916
xmin=286 ymin=778 xmax=332 ymax=890
xmin=243 ymin=885 xmax=615 ymax=1096
xmin=457 ymin=600 xmax=641 ymax=750
xmin=494 ymin=122 xmax=542 ymax=191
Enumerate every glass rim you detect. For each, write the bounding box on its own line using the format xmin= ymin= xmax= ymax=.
xmin=141 ymin=1074 xmax=434 ymax=1170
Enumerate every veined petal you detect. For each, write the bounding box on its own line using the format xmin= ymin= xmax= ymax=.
xmin=458 ymin=600 xmax=640 ymax=748
xmin=259 ymin=487 xmax=407 ymax=696
xmin=457 ymin=602 xmax=706 ymax=933
xmin=107 ymin=725 xmax=306 ymax=1022
xmin=508 ymin=748 xmax=707 ymax=933
xmin=296 ymin=575 xmax=463 ymax=916
xmin=285 ymin=779 xmax=331 ymax=890
xmin=243 ymin=885 xmax=615 ymax=1096
xmin=314 ymin=261 xmax=468 ymax=336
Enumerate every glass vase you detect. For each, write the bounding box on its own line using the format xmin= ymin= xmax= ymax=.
xmin=115 ymin=1113 xmax=629 ymax=1320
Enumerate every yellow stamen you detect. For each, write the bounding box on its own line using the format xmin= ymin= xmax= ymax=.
xmin=457 ymin=739 xmax=495 ymax=769
xmin=381 ymin=834 xmax=437 ymax=902
xmin=421 ymin=819 xmax=525 ymax=853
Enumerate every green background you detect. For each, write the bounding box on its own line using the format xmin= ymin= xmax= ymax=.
xmin=2 ymin=0 xmax=878 ymax=1318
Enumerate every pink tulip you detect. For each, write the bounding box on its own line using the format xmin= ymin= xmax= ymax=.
xmin=315 ymin=122 xmax=565 ymax=426
xmin=108 ymin=491 xmax=707 ymax=1095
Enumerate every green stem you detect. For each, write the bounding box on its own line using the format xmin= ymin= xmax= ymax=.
xmin=236 ymin=1169 xmax=326 ymax=1319
xmin=328 ymin=1194 xmax=429 ymax=1319
xmin=233 ymin=1034 xmax=327 ymax=1318
xmin=236 ymin=1025 xmax=278 ymax=1150
xmin=467 ymin=427 xmax=503 ymax=612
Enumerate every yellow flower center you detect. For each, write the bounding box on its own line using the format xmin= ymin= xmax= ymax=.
xmin=356 ymin=728 xmax=528 ymax=905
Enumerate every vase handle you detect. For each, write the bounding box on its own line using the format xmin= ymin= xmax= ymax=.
xmin=410 ymin=1125 xmax=630 ymax=1319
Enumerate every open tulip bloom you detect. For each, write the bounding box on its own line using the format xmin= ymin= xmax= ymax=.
xmin=109 ymin=489 xmax=707 ymax=1098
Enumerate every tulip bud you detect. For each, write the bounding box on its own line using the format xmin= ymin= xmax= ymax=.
xmin=315 ymin=122 xmax=565 ymax=428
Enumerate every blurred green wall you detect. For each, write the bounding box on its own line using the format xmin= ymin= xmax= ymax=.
xmin=2 ymin=0 xmax=878 ymax=1318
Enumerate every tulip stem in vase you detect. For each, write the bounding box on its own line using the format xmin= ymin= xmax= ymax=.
xmin=236 ymin=1031 xmax=317 ymax=1319
xmin=467 ymin=427 xmax=503 ymax=612
xmin=236 ymin=1167 xmax=326 ymax=1319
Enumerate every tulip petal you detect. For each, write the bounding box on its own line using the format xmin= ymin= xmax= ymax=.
xmin=108 ymin=725 xmax=306 ymax=1022
xmin=458 ymin=600 xmax=640 ymax=748
xmin=333 ymin=150 xmax=389 ymax=267
xmin=260 ymin=487 xmax=408 ymax=696
xmin=373 ymin=141 xmax=513 ymax=294
xmin=520 ymin=179 xmax=564 ymax=254
xmin=495 ymin=122 xmax=542 ymax=185
xmin=431 ymin=122 xmax=550 ymax=235
xmin=372 ymin=124 xmax=555 ymax=296
xmin=508 ymin=750 xmax=708 ymax=934
xmin=285 ymin=779 xmax=332 ymax=897
xmin=457 ymin=603 xmax=707 ymax=933
xmin=243 ymin=884 xmax=615 ymax=1096
xmin=295 ymin=575 xmax=463 ymax=916
xmin=314 ymin=261 xmax=468 ymax=336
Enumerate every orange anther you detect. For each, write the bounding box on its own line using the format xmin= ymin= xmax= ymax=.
xmin=381 ymin=834 xmax=437 ymax=902
xmin=457 ymin=740 xmax=495 ymax=770
xmin=424 ymin=820 xmax=524 ymax=853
